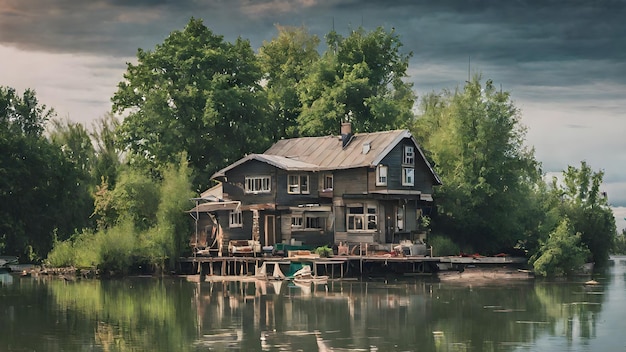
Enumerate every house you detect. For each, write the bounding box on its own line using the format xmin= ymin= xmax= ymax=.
xmin=187 ymin=123 xmax=441 ymax=256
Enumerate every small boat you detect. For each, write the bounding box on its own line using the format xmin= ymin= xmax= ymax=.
xmin=291 ymin=265 xmax=328 ymax=284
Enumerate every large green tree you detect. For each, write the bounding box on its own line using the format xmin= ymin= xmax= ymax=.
xmin=47 ymin=118 xmax=96 ymax=232
xmin=297 ymin=26 xmax=415 ymax=136
xmin=413 ymin=77 xmax=541 ymax=253
xmin=112 ymin=18 xmax=271 ymax=191
xmin=258 ymin=25 xmax=320 ymax=139
xmin=547 ymin=161 xmax=616 ymax=264
xmin=90 ymin=113 xmax=123 ymax=188
xmin=0 ymin=87 xmax=89 ymax=259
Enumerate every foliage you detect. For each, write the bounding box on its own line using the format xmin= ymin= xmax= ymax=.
xmin=413 ymin=77 xmax=541 ymax=253
xmin=613 ymin=229 xmax=626 ymax=254
xmin=297 ymin=26 xmax=415 ymax=136
xmin=314 ymin=245 xmax=333 ymax=258
xmin=112 ymin=18 xmax=271 ymax=191
xmin=108 ymin=168 xmax=160 ymax=232
xmin=259 ymin=25 xmax=320 ymax=139
xmin=428 ymin=234 xmax=460 ymax=257
xmin=0 ymin=86 xmax=91 ymax=260
xmin=138 ymin=155 xmax=194 ymax=270
xmin=538 ymin=162 xmax=616 ymax=265
xmin=47 ymin=158 xmax=193 ymax=272
xmin=530 ymin=218 xmax=591 ymax=277
xmin=90 ymin=113 xmax=122 ymax=188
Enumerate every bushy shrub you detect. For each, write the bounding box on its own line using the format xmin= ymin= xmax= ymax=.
xmin=47 ymin=238 xmax=76 ymax=267
xmin=314 ymin=245 xmax=333 ymax=257
xmin=428 ymin=234 xmax=460 ymax=256
xmin=530 ymin=218 xmax=590 ymax=277
xmin=97 ymin=219 xmax=136 ymax=274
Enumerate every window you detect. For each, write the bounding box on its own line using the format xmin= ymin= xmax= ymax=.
xmin=292 ymin=214 xmax=324 ymax=230
xmin=403 ymin=145 xmax=414 ymax=165
xmin=305 ymin=216 xmax=323 ymax=229
xmin=291 ymin=215 xmax=303 ymax=228
xmin=245 ymin=176 xmax=271 ymax=193
xmin=376 ymin=165 xmax=388 ymax=186
xmin=367 ymin=205 xmax=378 ymax=230
xmin=347 ymin=204 xmax=377 ymax=231
xmin=402 ymin=167 xmax=414 ymax=186
xmin=229 ymin=210 xmax=242 ymax=228
xmin=288 ymin=174 xmax=309 ymax=194
xmin=323 ymin=174 xmax=333 ymax=191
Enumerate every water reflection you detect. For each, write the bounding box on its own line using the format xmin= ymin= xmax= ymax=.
xmin=1 ymin=259 xmax=625 ymax=351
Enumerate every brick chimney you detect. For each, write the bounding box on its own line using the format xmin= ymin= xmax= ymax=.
xmin=341 ymin=122 xmax=353 ymax=148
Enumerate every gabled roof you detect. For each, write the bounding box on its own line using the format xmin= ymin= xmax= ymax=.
xmin=212 ymin=154 xmax=320 ymax=178
xmin=211 ymin=129 xmax=441 ymax=184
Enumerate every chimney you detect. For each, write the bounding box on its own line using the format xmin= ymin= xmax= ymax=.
xmin=341 ymin=122 xmax=353 ymax=148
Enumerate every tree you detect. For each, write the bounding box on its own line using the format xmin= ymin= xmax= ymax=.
xmin=0 ymin=86 xmax=87 ymax=259
xmin=112 ymin=18 xmax=271 ymax=191
xmin=530 ymin=218 xmax=591 ymax=277
xmin=90 ymin=113 xmax=123 ymax=188
xmin=297 ymin=26 xmax=415 ymax=136
xmin=548 ymin=161 xmax=616 ymax=264
xmin=47 ymin=118 xmax=96 ymax=232
xmin=413 ymin=77 xmax=541 ymax=253
xmin=258 ymin=25 xmax=320 ymax=139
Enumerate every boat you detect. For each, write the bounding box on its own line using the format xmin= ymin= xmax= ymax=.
xmin=290 ymin=265 xmax=328 ymax=284
xmin=0 ymin=256 xmax=18 ymax=273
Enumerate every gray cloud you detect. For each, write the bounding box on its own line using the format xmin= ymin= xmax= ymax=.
xmin=1 ymin=0 xmax=625 ymax=207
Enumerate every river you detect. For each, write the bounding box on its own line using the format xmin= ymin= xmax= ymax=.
xmin=1 ymin=257 xmax=625 ymax=351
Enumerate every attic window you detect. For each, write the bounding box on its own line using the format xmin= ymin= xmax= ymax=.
xmin=403 ymin=146 xmax=414 ymax=165
xmin=362 ymin=142 xmax=371 ymax=154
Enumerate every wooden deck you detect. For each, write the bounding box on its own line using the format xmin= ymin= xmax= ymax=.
xmin=179 ymin=254 xmax=527 ymax=278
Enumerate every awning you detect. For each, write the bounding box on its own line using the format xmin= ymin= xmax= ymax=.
xmin=289 ymin=205 xmax=332 ymax=213
xmin=186 ymin=201 xmax=240 ymax=213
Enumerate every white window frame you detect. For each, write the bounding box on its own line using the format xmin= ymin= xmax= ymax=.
xmin=402 ymin=167 xmax=415 ymax=186
xmin=291 ymin=215 xmax=303 ymax=228
xmin=229 ymin=210 xmax=242 ymax=228
xmin=403 ymin=145 xmax=414 ymax=165
xmin=288 ymin=174 xmax=309 ymax=194
xmin=323 ymin=174 xmax=333 ymax=191
xmin=347 ymin=203 xmax=377 ymax=231
xmin=367 ymin=205 xmax=378 ymax=230
xmin=376 ymin=165 xmax=388 ymax=186
xmin=245 ymin=176 xmax=271 ymax=194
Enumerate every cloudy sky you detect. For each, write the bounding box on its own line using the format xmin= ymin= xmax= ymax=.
xmin=1 ymin=0 xmax=625 ymax=230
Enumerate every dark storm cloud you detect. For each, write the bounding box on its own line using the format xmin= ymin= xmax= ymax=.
xmin=2 ymin=0 xmax=624 ymax=84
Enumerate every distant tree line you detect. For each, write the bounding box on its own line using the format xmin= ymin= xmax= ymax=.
xmin=0 ymin=18 xmax=617 ymax=276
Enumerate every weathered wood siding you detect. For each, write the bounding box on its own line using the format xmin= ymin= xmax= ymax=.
xmin=371 ymin=137 xmax=435 ymax=193
xmin=333 ymin=168 xmax=369 ymax=195
xmin=274 ymin=169 xmax=321 ymax=206
xmin=223 ymin=160 xmax=276 ymax=206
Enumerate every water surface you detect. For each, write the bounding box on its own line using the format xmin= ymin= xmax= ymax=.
xmin=2 ymin=257 xmax=625 ymax=351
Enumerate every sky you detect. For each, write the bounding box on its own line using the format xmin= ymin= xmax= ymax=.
xmin=1 ymin=0 xmax=625 ymax=231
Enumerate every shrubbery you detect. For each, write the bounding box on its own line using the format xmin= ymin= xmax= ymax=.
xmin=46 ymin=157 xmax=193 ymax=274
xmin=428 ymin=234 xmax=460 ymax=257
xmin=530 ymin=218 xmax=590 ymax=277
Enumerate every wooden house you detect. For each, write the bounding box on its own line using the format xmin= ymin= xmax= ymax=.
xmin=187 ymin=123 xmax=441 ymax=256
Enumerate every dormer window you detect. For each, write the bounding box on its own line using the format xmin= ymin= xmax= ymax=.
xmin=403 ymin=146 xmax=414 ymax=165
xmin=376 ymin=165 xmax=388 ymax=186
xmin=288 ymin=174 xmax=309 ymax=194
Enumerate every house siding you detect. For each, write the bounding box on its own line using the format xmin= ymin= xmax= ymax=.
xmin=223 ymin=160 xmax=276 ymax=206
xmin=195 ymin=129 xmax=440 ymax=254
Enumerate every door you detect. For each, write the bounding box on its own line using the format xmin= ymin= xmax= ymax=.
xmin=384 ymin=203 xmax=394 ymax=243
xmin=264 ymin=215 xmax=276 ymax=246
